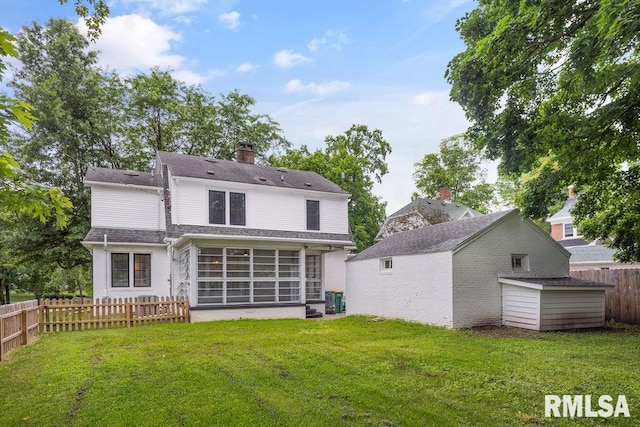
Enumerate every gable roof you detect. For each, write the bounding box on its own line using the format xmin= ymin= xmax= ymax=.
xmin=156 ymin=151 xmax=349 ymax=195
xmin=85 ymin=166 xmax=162 ymax=188
xmin=388 ymin=197 xmax=480 ymax=221
xmin=548 ymin=197 xmax=577 ymax=222
xmin=349 ymin=209 xmax=517 ymax=262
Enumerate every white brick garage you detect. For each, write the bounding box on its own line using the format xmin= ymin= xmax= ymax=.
xmin=346 ymin=209 xmax=611 ymax=330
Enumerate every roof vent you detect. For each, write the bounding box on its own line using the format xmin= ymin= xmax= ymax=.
xmin=207 ymin=170 xmax=215 ymax=175
xmin=305 ymin=182 xmax=312 ymax=187
xmin=427 ymin=201 xmax=432 ymax=204
xmin=280 ymin=175 xmax=285 ymax=181
xmin=205 ymin=158 xmax=218 ymax=164
xmin=455 ymin=204 xmax=460 ymax=207
xmin=277 ymin=168 xmax=288 ymax=173
xmin=124 ymin=171 xmax=139 ymax=177
xmin=258 ymin=177 xmax=267 ymax=182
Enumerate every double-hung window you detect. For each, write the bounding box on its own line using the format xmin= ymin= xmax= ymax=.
xmin=307 ymin=200 xmax=320 ymax=230
xmin=209 ymin=190 xmax=246 ymax=226
xmin=111 ymin=253 xmax=151 ymax=288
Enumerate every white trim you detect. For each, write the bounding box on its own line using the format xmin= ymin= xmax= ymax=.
xmin=84 ymin=180 xmax=162 ymax=192
xmin=82 ymin=240 xmax=167 ymax=247
xmin=171 ymin=233 xmax=353 ymax=248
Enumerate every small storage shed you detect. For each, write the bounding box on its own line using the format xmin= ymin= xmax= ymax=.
xmin=346 ymin=209 xmax=611 ymax=330
xmin=500 ymin=277 xmax=611 ymax=331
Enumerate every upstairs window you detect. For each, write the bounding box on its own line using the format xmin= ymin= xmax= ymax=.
xmin=208 ymin=191 xmax=246 ymax=226
xmin=209 ymin=190 xmax=225 ymax=224
xmin=380 ymin=257 xmax=393 ymax=273
xmin=511 ymin=254 xmax=529 ymax=272
xmin=307 ymin=200 xmax=320 ymax=230
xmin=564 ymin=223 xmax=575 ymax=238
xmin=230 ymin=192 xmax=246 ymax=226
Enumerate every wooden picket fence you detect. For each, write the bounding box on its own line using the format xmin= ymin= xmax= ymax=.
xmin=571 ymin=268 xmax=640 ymax=325
xmin=0 ymin=296 xmax=190 ymax=361
xmin=0 ymin=301 xmax=40 ymax=362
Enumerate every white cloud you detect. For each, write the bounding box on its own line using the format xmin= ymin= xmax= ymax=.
xmin=263 ymin=87 xmax=473 ymax=215
xmin=219 ymin=11 xmax=240 ymax=30
xmin=78 ymin=14 xmax=185 ymax=70
xmin=273 ymin=50 xmax=314 ymax=69
xmin=285 ymin=79 xmax=350 ymax=97
xmin=122 ymin=0 xmax=209 ymax=15
xmin=308 ymin=30 xmax=351 ymax=52
xmin=236 ymin=62 xmax=258 ymax=73
xmin=308 ymin=37 xmax=326 ymax=52
xmin=412 ymin=91 xmax=446 ymax=105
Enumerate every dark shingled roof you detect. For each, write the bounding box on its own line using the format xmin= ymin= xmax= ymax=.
xmin=84 ymin=228 xmax=166 ymax=244
xmin=157 ymin=151 xmax=348 ymax=195
xmin=506 ymin=277 xmax=614 ymax=288
xmin=85 ymin=166 xmax=162 ymax=187
xmin=349 ymin=209 xmax=517 ymax=262
xmin=166 ymin=224 xmax=353 ymax=243
xmin=548 ymin=196 xmax=578 ymax=221
xmin=557 ymin=237 xmax=590 ymax=248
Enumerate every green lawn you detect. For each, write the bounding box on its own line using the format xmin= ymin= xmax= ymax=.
xmin=0 ymin=317 xmax=638 ymax=426
xmin=7 ymin=290 xmax=36 ymax=303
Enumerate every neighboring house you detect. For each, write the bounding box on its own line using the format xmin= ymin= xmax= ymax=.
xmin=82 ymin=144 xmax=354 ymax=321
xmin=547 ymin=186 xmax=640 ymax=270
xmin=375 ymin=188 xmax=480 ymax=240
xmin=347 ymin=209 xmax=611 ymax=331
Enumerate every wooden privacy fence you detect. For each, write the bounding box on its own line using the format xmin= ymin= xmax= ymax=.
xmin=571 ymin=269 xmax=640 ymax=325
xmin=0 ymin=296 xmax=189 ymax=361
xmin=0 ymin=300 xmax=39 ymax=361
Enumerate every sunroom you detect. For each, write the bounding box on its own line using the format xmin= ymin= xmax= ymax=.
xmin=172 ymin=239 xmax=342 ymax=321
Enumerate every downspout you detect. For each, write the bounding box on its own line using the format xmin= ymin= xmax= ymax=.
xmin=103 ymin=234 xmax=108 ymax=299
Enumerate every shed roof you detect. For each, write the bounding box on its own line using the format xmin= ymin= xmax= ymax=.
xmin=499 ymin=277 xmax=613 ymax=290
xmin=349 ymin=209 xmax=517 ymax=262
xmin=157 ymin=151 xmax=349 ymax=195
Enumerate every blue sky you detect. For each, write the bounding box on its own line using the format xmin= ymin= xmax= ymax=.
xmin=2 ymin=0 xmax=483 ymax=214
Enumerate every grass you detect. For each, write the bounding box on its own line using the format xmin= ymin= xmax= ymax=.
xmin=0 ymin=316 xmax=639 ymax=426
xmin=7 ymin=290 xmax=36 ymax=303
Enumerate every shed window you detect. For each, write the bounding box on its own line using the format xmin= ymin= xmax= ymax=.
xmin=307 ymin=200 xmax=320 ymax=230
xmin=380 ymin=257 xmax=393 ymax=272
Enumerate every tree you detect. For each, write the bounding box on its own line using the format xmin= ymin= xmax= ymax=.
xmin=413 ymin=135 xmax=495 ymax=213
xmin=446 ymin=0 xmax=640 ymax=260
xmin=121 ymin=69 xmax=290 ymax=170
xmin=271 ymin=124 xmax=391 ymax=252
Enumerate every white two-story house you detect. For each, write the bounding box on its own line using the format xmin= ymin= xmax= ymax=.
xmin=82 ymin=144 xmax=354 ymax=320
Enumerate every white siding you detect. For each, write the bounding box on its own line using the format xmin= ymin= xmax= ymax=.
xmin=91 ymin=245 xmax=170 ymax=299
xmin=171 ymin=178 xmax=349 ymax=234
xmin=346 ymin=252 xmax=454 ymax=327
xmin=323 ymin=250 xmax=348 ymax=293
xmin=539 ymin=290 xmax=605 ymax=331
xmin=502 ymin=284 xmax=540 ymax=330
xmin=190 ymin=305 xmax=305 ymax=321
xmin=91 ymin=185 xmax=164 ymax=230
xmin=452 ymin=214 xmax=569 ymax=328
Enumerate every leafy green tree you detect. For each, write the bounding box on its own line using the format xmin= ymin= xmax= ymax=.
xmin=271 ymin=124 xmax=391 ymax=252
xmin=122 ymin=69 xmax=290 ymax=170
xmin=413 ymin=135 xmax=495 ymax=213
xmin=446 ymin=0 xmax=640 ymax=260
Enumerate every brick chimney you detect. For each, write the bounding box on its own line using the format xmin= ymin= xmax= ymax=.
xmin=236 ymin=142 xmax=255 ymax=164
xmin=567 ymin=185 xmax=576 ymax=200
xmin=438 ymin=187 xmax=451 ymax=202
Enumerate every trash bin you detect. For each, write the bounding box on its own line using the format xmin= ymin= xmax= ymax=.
xmin=325 ymin=290 xmax=335 ymax=314
xmin=333 ymin=291 xmax=344 ymax=314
